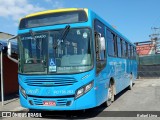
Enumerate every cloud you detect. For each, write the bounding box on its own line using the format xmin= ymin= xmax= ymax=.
xmin=0 ymin=0 xmax=44 ymax=21
xmin=0 ymin=0 xmax=64 ymax=21
xmin=53 ymin=1 xmax=64 ymax=8
xmin=45 ymin=0 xmax=52 ymax=3
xmin=44 ymin=0 xmax=64 ymax=9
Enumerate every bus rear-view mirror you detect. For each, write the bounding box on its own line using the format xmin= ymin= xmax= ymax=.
xmin=99 ymin=37 xmax=105 ymax=51
xmin=7 ymin=41 xmax=11 ymax=56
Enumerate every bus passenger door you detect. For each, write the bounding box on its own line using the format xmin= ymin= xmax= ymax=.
xmin=94 ymin=19 xmax=107 ymax=104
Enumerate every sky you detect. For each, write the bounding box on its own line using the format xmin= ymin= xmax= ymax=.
xmin=0 ymin=0 xmax=160 ymax=43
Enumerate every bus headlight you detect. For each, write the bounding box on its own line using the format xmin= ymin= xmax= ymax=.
xmin=75 ymin=81 xmax=93 ymax=99
xmin=19 ymin=86 xmax=27 ymax=99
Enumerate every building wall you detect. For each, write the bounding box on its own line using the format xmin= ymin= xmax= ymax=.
xmin=3 ymin=54 xmax=18 ymax=95
xmin=136 ymin=44 xmax=155 ymax=56
xmin=0 ymin=32 xmax=18 ymax=95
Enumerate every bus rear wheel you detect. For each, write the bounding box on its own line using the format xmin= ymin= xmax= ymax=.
xmin=128 ymin=74 xmax=133 ymax=90
xmin=105 ymin=83 xmax=114 ymax=107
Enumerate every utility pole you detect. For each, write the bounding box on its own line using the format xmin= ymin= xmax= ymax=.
xmin=0 ymin=43 xmax=4 ymax=106
xmin=149 ymin=27 xmax=160 ymax=54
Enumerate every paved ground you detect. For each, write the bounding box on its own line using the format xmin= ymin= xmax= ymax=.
xmin=0 ymin=93 xmax=25 ymax=111
xmin=1 ymin=79 xmax=160 ymax=120
xmin=107 ymin=79 xmax=160 ymax=111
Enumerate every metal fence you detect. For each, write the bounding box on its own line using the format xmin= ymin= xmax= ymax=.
xmin=137 ymin=54 xmax=160 ymax=78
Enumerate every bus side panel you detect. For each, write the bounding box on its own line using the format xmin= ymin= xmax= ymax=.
xmin=107 ymin=57 xmax=124 ymax=94
xmin=95 ymin=68 xmax=109 ymax=106
xmin=107 ymin=57 xmax=132 ymax=94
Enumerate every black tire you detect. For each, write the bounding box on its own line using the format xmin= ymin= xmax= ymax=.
xmin=128 ymin=74 xmax=133 ymax=90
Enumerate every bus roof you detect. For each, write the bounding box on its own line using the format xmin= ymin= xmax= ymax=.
xmin=24 ymin=8 xmax=88 ymax=18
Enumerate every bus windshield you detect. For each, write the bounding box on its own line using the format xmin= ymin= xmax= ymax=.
xmin=19 ymin=28 xmax=93 ymax=74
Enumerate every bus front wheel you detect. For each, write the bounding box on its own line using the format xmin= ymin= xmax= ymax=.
xmin=105 ymin=83 xmax=114 ymax=107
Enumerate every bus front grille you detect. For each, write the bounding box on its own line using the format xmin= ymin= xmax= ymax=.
xmin=24 ymin=77 xmax=77 ymax=87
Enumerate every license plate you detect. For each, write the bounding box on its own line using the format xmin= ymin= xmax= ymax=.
xmin=43 ymin=101 xmax=56 ymax=106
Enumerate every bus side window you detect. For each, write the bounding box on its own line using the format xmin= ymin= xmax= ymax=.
xmin=117 ymin=37 xmax=122 ymax=57
xmin=130 ymin=45 xmax=133 ymax=59
xmin=107 ymin=30 xmax=114 ymax=56
xmin=122 ymin=40 xmax=127 ymax=58
xmin=114 ymin=35 xmax=118 ymax=57
xmin=125 ymin=42 xmax=128 ymax=58
xmin=128 ymin=43 xmax=130 ymax=59
xmin=120 ymin=39 xmax=123 ymax=57
xmin=107 ymin=30 xmax=118 ymax=57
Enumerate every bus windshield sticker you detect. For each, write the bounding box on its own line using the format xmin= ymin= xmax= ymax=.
xmin=77 ymin=30 xmax=81 ymax=35
xmin=83 ymin=32 xmax=88 ymax=38
xmin=49 ymin=58 xmax=56 ymax=72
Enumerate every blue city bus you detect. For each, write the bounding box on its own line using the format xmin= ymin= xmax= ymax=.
xmin=17 ymin=8 xmax=137 ymax=110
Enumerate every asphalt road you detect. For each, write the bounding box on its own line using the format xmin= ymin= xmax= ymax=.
xmin=2 ymin=79 xmax=160 ymax=120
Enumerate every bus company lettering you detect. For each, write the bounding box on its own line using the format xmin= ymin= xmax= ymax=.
xmin=53 ymin=90 xmax=74 ymax=94
xmin=21 ymin=35 xmax=46 ymax=40
xmin=27 ymin=89 xmax=40 ymax=94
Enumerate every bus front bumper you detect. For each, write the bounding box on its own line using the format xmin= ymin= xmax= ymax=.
xmin=19 ymin=87 xmax=97 ymax=110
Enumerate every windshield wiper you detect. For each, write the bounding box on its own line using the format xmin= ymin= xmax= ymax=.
xmin=53 ymin=25 xmax=70 ymax=49
xmin=61 ymin=25 xmax=70 ymax=40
